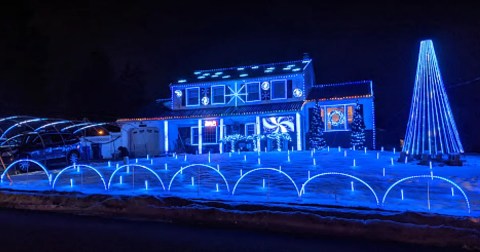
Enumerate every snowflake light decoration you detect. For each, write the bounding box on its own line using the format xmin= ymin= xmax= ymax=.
xmin=175 ymin=90 xmax=183 ymax=97
xmin=261 ymin=90 xmax=270 ymax=100
xmin=201 ymin=96 xmax=210 ymax=105
xmin=261 ymin=81 xmax=270 ymax=90
xmin=225 ymin=83 xmax=247 ymax=107
xmin=293 ymin=88 xmax=303 ymax=97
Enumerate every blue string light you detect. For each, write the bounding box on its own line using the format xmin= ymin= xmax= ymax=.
xmin=403 ymin=40 xmax=464 ymax=156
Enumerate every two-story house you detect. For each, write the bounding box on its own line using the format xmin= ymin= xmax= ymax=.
xmin=117 ymin=56 xmax=375 ymax=157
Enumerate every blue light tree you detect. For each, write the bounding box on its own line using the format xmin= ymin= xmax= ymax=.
xmin=350 ymin=101 xmax=366 ymax=149
xmin=308 ymin=100 xmax=327 ymax=150
xmin=402 ymin=40 xmax=464 ymax=159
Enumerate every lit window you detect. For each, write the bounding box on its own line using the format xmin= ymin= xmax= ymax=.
xmin=271 ymin=80 xmax=287 ymax=99
xmin=191 ymin=126 xmax=218 ymax=145
xmin=326 ymin=106 xmax=346 ymax=131
xmin=322 ymin=104 xmax=357 ymax=131
xmin=246 ymin=82 xmax=260 ymax=102
xmin=186 ymin=87 xmax=200 ymax=106
xmin=211 ymin=85 xmax=225 ymax=104
xmin=203 ymin=126 xmax=217 ymax=144
xmin=346 ymin=105 xmax=354 ymax=129
xmin=245 ymin=123 xmax=256 ymax=136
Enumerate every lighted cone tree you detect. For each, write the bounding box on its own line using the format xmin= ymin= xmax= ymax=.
xmin=350 ymin=101 xmax=366 ymax=149
xmin=308 ymin=100 xmax=327 ymax=150
xmin=402 ymin=40 xmax=464 ymax=159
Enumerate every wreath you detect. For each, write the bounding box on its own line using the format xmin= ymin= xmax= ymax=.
xmin=328 ymin=110 xmax=345 ymax=127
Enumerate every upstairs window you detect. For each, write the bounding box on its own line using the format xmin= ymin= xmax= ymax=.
xmin=246 ymin=82 xmax=260 ymax=102
xmin=186 ymin=87 xmax=200 ymax=106
xmin=271 ymin=80 xmax=287 ymax=99
xmin=211 ymin=85 xmax=225 ymax=104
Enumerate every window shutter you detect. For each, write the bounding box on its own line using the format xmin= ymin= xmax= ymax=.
xmin=287 ymin=80 xmax=293 ymax=98
xmin=181 ymin=89 xmax=186 ymax=106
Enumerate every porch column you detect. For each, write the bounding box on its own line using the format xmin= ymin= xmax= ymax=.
xmin=255 ymin=116 xmax=261 ymax=152
xmin=296 ymin=112 xmax=302 ymax=151
xmin=164 ymin=120 xmax=169 ymax=154
xmin=219 ymin=118 xmax=224 ymax=154
xmin=198 ymin=119 xmax=202 ymax=154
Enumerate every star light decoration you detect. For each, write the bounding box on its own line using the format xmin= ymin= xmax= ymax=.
xmin=225 ymin=83 xmax=247 ymax=107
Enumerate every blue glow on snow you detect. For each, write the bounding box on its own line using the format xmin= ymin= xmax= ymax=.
xmin=52 ymin=165 xmax=107 ymax=190
xmin=108 ymin=164 xmax=165 ymax=191
xmin=168 ymin=164 xmax=230 ymax=192
xmin=382 ymin=175 xmax=471 ymax=213
xmin=1 ymin=150 xmax=476 ymax=217
xmin=232 ymin=167 xmax=300 ymax=197
xmin=300 ymin=172 xmax=379 ymax=205
xmin=1 ymin=159 xmax=51 ymax=183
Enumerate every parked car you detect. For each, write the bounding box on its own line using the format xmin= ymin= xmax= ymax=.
xmin=0 ymin=132 xmax=82 ymax=173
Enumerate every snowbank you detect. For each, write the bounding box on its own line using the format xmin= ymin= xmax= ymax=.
xmin=0 ymin=189 xmax=478 ymax=250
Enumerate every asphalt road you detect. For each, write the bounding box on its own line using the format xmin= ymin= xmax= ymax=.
xmin=0 ymin=208 xmax=462 ymax=252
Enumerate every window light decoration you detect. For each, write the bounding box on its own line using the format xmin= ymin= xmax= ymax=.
xmin=175 ymin=90 xmax=183 ymax=97
xmin=293 ymin=88 xmax=303 ymax=97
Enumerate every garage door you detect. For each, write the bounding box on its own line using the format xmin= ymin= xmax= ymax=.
xmin=129 ymin=127 xmax=160 ymax=157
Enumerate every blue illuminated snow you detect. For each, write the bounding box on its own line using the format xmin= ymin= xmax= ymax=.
xmin=108 ymin=164 xmax=165 ymax=191
xmin=232 ymin=167 xmax=300 ymax=196
xmin=168 ymin=164 xmax=229 ymax=192
xmin=52 ymin=164 xmax=107 ymax=190
xmin=382 ymin=175 xmax=471 ymax=213
xmin=1 ymin=159 xmax=51 ymax=184
xmin=0 ymin=150 xmax=477 ymax=216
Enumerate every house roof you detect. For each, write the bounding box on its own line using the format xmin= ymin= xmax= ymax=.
xmin=117 ymin=101 xmax=304 ymax=122
xmin=307 ymin=80 xmax=373 ymax=100
xmin=172 ymin=58 xmax=312 ymax=85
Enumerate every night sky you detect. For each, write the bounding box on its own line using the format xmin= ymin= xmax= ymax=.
xmin=1 ymin=1 xmax=479 ymax=151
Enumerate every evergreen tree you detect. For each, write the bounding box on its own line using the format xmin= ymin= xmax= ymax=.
xmin=350 ymin=101 xmax=366 ymax=149
xmin=308 ymin=100 xmax=327 ymax=150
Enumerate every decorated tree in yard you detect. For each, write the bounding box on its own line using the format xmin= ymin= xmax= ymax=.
xmin=308 ymin=101 xmax=327 ymax=150
xmin=220 ymin=134 xmax=245 ymax=153
xmin=246 ymin=134 xmax=264 ymax=152
xmin=350 ymin=101 xmax=366 ymax=149
xmin=266 ymin=132 xmax=291 ymax=152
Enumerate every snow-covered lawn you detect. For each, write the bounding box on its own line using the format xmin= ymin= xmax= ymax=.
xmin=1 ymin=149 xmax=478 ymax=217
